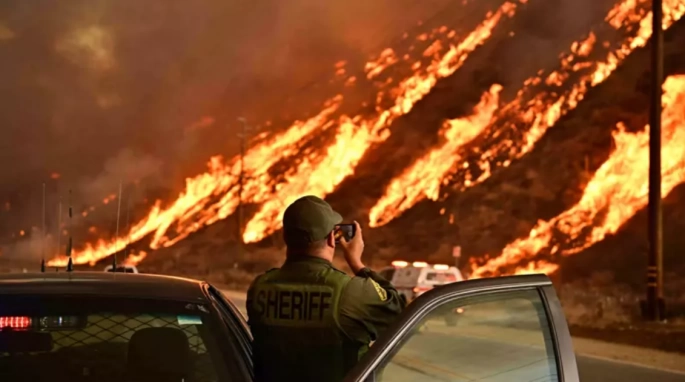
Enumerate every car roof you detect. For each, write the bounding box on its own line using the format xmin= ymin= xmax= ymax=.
xmin=0 ymin=272 xmax=208 ymax=303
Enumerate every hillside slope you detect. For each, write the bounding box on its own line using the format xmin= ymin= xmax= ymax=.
xmin=129 ymin=13 xmax=685 ymax=298
xmin=363 ymin=15 xmax=685 ymax=293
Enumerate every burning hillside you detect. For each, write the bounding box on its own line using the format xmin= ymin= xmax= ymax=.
xmin=48 ymin=0 xmax=531 ymax=266
xmin=3 ymin=0 xmax=684 ymax=289
xmin=369 ymin=0 xmax=685 ymax=227
xmin=472 ymin=74 xmax=685 ymax=277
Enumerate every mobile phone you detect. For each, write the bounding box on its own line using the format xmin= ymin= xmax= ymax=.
xmin=334 ymin=224 xmax=356 ymax=243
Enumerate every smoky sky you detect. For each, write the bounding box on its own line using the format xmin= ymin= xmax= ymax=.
xmin=0 ymin=0 xmax=454 ymax=239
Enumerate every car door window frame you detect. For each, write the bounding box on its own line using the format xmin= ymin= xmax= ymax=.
xmin=204 ymin=284 xmax=254 ymax=380
xmin=344 ymin=274 xmax=579 ymax=382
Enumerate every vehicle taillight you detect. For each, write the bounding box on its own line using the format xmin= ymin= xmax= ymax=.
xmin=413 ymin=286 xmax=431 ymax=294
xmin=0 ymin=316 xmax=31 ymax=329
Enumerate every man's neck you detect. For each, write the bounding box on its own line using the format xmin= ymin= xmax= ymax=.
xmin=285 ymin=251 xmax=333 ymax=263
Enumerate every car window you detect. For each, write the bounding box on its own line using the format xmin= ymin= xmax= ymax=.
xmin=0 ymin=296 xmax=240 ymax=382
xmin=374 ymin=289 xmax=559 ymax=382
xmin=425 ymin=271 xmax=457 ymax=283
xmin=207 ymin=286 xmax=253 ymax=373
xmin=392 ymin=268 xmax=420 ymax=287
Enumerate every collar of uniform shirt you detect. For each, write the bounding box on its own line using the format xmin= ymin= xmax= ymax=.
xmin=284 ymin=255 xmax=331 ymax=265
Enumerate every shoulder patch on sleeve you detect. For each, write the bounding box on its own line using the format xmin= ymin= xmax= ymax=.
xmin=370 ymin=279 xmax=388 ymax=301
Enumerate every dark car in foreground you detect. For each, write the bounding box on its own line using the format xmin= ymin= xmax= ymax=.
xmin=0 ymin=272 xmax=579 ymax=381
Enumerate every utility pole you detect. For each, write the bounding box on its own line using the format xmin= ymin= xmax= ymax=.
xmin=644 ymin=0 xmax=665 ymax=321
xmin=41 ymin=183 xmax=46 ymax=272
xmin=236 ymin=117 xmax=252 ymax=244
xmin=56 ymin=199 xmax=62 ymax=261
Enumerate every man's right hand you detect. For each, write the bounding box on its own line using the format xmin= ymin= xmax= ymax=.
xmin=340 ymin=221 xmax=365 ymax=274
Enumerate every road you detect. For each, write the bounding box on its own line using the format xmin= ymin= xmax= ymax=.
xmin=224 ymin=291 xmax=685 ymax=381
xmin=577 ymin=356 xmax=685 ymax=382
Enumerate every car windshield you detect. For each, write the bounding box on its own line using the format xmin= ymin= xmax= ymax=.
xmin=106 ymin=267 xmax=135 ymax=273
xmin=0 ymin=295 xmax=233 ymax=382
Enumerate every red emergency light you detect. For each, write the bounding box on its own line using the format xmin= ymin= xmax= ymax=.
xmin=0 ymin=316 xmax=31 ymax=329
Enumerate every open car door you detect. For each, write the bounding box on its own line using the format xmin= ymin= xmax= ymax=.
xmin=344 ymin=274 xmax=579 ymax=382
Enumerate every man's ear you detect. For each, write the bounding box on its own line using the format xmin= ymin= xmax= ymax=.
xmin=326 ymin=231 xmax=336 ymax=248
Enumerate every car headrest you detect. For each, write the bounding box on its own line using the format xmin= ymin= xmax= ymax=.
xmin=128 ymin=327 xmax=191 ymax=379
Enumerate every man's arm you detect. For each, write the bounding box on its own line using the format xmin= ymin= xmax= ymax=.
xmin=337 ymin=267 xmax=407 ymax=344
xmin=245 ymin=273 xmax=264 ymax=328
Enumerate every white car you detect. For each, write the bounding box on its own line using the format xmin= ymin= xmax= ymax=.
xmin=380 ymin=261 xmax=465 ymax=326
xmin=379 ymin=261 xmax=465 ymax=301
xmin=103 ymin=264 xmax=139 ymax=274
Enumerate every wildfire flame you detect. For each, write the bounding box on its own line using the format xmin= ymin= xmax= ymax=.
xmin=241 ymin=1 xmax=523 ymax=244
xmin=472 ymin=75 xmax=685 ymax=277
xmin=48 ymin=97 xmax=342 ymax=266
xmin=368 ymin=0 xmax=685 ymax=227
xmin=369 ymin=85 xmax=502 ymax=227
xmin=124 ymin=250 xmax=147 ymax=266
xmin=365 ymin=48 xmax=400 ymax=80
xmin=47 ymin=0 xmax=523 ymax=266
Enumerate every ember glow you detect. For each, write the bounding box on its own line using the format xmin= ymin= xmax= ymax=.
xmin=369 ymin=84 xmax=502 ymax=227
xmin=242 ymin=1 xmax=523 ymax=243
xmin=365 ymin=48 xmax=399 ymax=80
xmin=368 ymin=0 xmax=685 ymax=227
xmin=472 ymin=75 xmax=685 ymax=277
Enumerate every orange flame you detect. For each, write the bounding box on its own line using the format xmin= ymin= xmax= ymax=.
xmin=368 ymin=0 xmax=685 ymax=227
xmin=187 ymin=116 xmax=215 ymax=131
xmin=472 ymin=75 xmax=685 ymax=277
xmin=48 ymin=1 xmax=524 ymax=266
xmin=124 ymin=250 xmax=147 ymax=266
xmin=102 ymin=193 xmax=117 ymax=205
xmin=369 ymin=84 xmax=502 ymax=227
xmin=511 ymin=261 xmax=559 ymax=276
xmin=48 ymin=97 xmax=342 ymax=266
xmin=242 ymin=1 xmax=523 ymax=244
xmin=365 ymin=48 xmax=400 ymax=80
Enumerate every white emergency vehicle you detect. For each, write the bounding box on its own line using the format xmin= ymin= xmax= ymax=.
xmin=103 ymin=264 xmax=139 ymax=274
xmin=379 ymin=261 xmax=465 ymax=301
xmin=379 ymin=261 xmax=465 ymax=326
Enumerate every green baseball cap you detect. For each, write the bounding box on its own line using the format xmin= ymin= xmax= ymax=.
xmin=283 ymin=195 xmax=342 ymax=246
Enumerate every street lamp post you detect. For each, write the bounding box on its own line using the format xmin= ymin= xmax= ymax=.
xmin=644 ymin=0 xmax=665 ymax=321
